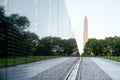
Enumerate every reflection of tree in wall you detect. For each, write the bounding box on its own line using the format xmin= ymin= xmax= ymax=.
xmin=0 ymin=6 xmax=39 ymax=58
xmin=35 ymin=37 xmax=78 ymax=56
xmin=0 ymin=6 xmax=79 ymax=57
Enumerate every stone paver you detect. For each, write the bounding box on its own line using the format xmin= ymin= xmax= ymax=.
xmin=91 ymin=58 xmax=120 ymax=80
xmin=30 ymin=57 xmax=79 ymax=80
xmin=76 ymin=58 xmax=112 ymax=80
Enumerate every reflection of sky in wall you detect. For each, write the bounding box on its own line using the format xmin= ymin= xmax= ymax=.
xmin=1 ymin=0 xmax=74 ymax=39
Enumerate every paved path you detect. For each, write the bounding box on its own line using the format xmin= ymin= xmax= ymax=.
xmin=91 ymin=58 xmax=120 ymax=80
xmin=0 ymin=57 xmax=120 ymax=80
xmin=31 ymin=57 xmax=79 ymax=80
xmin=0 ymin=57 xmax=79 ymax=80
xmin=76 ymin=57 xmax=120 ymax=80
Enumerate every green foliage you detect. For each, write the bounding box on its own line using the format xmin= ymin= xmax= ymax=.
xmin=0 ymin=6 xmax=5 ymax=16
xmin=84 ymin=38 xmax=103 ymax=56
xmin=21 ymin=31 xmax=39 ymax=55
xmin=61 ymin=38 xmax=77 ymax=56
xmin=83 ymin=36 xmax=120 ymax=56
xmin=35 ymin=37 xmax=78 ymax=56
xmin=8 ymin=14 xmax=30 ymax=31
xmin=36 ymin=36 xmax=61 ymax=56
xmin=0 ymin=56 xmax=59 ymax=68
xmin=0 ymin=7 xmax=38 ymax=57
xmin=104 ymin=56 xmax=120 ymax=62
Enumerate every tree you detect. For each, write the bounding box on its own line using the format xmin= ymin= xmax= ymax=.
xmin=112 ymin=36 xmax=120 ymax=56
xmin=35 ymin=37 xmax=78 ymax=56
xmin=35 ymin=36 xmax=61 ymax=56
xmin=84 ymin=38 xmax=104 ymax=56
xmin=103 ymin=37 xmax=114 ymax=56
xmin=8 ymin=14 xmax=30 ymax=31
xmin=83 ymin=36 xmax=120 ymax=56
xmin=0 ymin=6 xmax=6 ymax=58
xmin=0 ymin=6 xmax=5 ymax=16
xmin=22 ymin=31 xmax=39 ymax=55
xmin=61 ymin=38 xmax=77 ymax=56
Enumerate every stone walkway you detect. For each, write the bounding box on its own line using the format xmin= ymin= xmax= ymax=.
xmin=0 ymin=57 xmax=69 ymax=80
xmin=0 ymin=57 xmax=120 ymax=80
xmin=91 ymin=58 xmax=120 ymax=80
xmin=0 ymin=57 xmax=79 ymax=80
xmin=30 ymin=57 xmax=79 ymax=80
xmin=76 ymin=57 xmax=120 ymax=80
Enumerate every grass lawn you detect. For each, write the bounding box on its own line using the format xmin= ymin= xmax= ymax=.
xmin=104 ymin=56 xmax=120 ymax=62
xmin=0 ymin=56 xmax=58 ymax=68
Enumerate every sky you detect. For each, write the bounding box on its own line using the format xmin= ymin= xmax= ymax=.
xmin=65 ymin=0 xmax=120 ymax=53
xmin=0 ymin=0 xmax=120 ymax=54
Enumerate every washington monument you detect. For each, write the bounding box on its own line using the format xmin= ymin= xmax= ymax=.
xmin=84 ymin=16 xmax=88 ymax=46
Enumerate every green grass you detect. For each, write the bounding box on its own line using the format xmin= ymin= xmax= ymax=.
xmin=0 ymin=56 xmax=59 ymax=68
xmin=103 ymin=56 xmax=120 ymax=62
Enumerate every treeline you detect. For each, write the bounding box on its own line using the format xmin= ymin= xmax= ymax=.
xmin=35 ymin=37 xmax=79 ymax=56
xmin=0 ymin=6 xmax=78 ymax=58
xmin=83 ymin=36 xmax=120 ymax=56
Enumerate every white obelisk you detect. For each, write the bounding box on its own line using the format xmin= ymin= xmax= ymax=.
xmin=84 ymin=16 xmax=88 ymax=46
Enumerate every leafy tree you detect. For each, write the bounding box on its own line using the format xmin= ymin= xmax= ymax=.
xmin=36 ymin=36 xmax=61 ymax=56
xmin=84 ymin=38 xmax=104 ymax=56
xmin=0 ymin=7 xmax=33 ymax=57
xmin=22 ymin=31 xmax=39 ymax=55
xmin=8 ymin=14 xmax=30 ymax=31
xmin=83 ymin=36 xmax=120 ymax=56
xmin=35 ymin=37 xmax=78 ymax=56
xmin=103 ymin=37 xmax=114 ymax=56
xmin=0 ymin=6 xmax=5 ymax=16
xmin=112 ymin=36 xmax=120 ymax=56
xmin=0 ymin=6 xmax=6 ymax=58
xmin=61 ymin=38 xmax=77 ymax=56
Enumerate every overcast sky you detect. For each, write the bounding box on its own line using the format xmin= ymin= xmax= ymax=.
xmin=1 ymin=0 xmax=120 ymax=54
xmin=65 ymin=0 xmax=120 ymax=53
